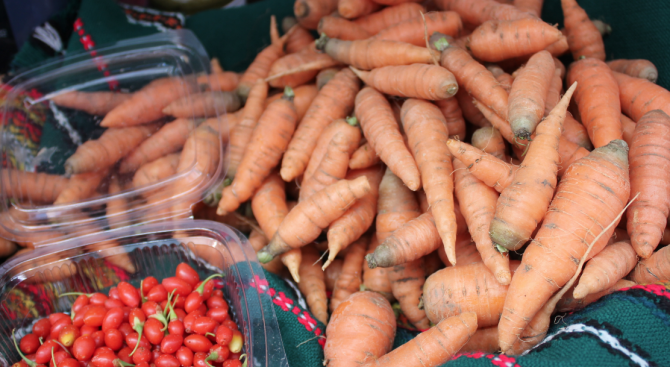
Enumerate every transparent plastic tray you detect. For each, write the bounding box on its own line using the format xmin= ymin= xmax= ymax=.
xmin=0 ymin=220 xmax=288 ymax=367
xmin=0 ymin=30 xmax=231 ymax=246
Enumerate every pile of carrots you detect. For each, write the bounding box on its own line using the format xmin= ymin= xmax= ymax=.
xmin=3 ymin=0 xmax=670 ymax=363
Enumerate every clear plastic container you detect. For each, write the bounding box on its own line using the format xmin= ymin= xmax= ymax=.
xmin=0 ymin=30 xmax=232 ymax=246
xmin=0 ymin=220 xmax=289 ymax=367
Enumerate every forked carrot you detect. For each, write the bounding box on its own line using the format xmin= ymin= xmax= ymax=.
xmin=101 ymin=77 xmax=194 ymax=127
xmin=326 ymin=166 xmax=384 ymax=269
xmin=1 ymin=169 xmax=68 ymax=204
xmin=372 ymin=11 xmax=463 ymax=46
xmin=50 ymin=91 xmax=132 ymax=116
xmin=281 ymin=68 xmax=360 ymax=181
xmin=350 ymin=64 xmax=458 ymax=100
xmin=355 ymin=87 xmax=421 ymax=190
xmin=607 ymin=59 xmax=658 ymax=83
xmin=330 ymin=237 xmax=369 ymax=312
xmin=162 ymin=91 xmax=240 ymax=118
xmin=353 ymin=2 xmax=425 ymax=34
xmin=349 ymin=142 xmax=381 ymax=169
xmin=435 ymin=98 xmax=466 ymax=140
xmin=64 ymin=123 xmax=161 ymax=175
xmin=573 ymin=240 xmax=637 ymax=299
xmin=561 ymin=0 xmax=605 ymax=60
xmin=218 ymin=87 xmax=297 ymax=215
xmin=258 ymin=176 xmax=371 ymax=262
xmin=402 ymin=98 xmax=456 ymax=264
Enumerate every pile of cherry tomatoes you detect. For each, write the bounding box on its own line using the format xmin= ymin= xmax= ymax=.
xmin=12 ymin=263 xmax=245 ymax=367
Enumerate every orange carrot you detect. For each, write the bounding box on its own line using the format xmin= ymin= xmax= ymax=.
xmin=54 ymin=170 xmax=108 ymax=205
xmin=227 ymin=80 xmax=269 ymax=178
xmin=258 ymin=176 xmax=371 ymax=262
xmin=567 ymin=58 xmax=622 ymax=148
xmin=316 ymin=67 xmax=341 ymax=90
xmin=339 ymin=0 xmax=381 ymax=19
xmin=607 ymin=59 xmax=658 ymax=83
xmin=388 ymin=258 xmax=430 ymax=329
xmin=455 ymin=89 xmax=491 ymax=128
xmin=453 ymin=158 xmax=510 ymax=284
xmin=367 ymin=313 xmax=478 ymax=367
xmin=281 ymin=248 xmax=303 ymax=283
xmin=330 ymin=237 xmax=369 ymax=312
xmin=1 ymin=169 xmax=68 ymax=204
xmin=468 ymin=18 xmax=564 ymax=62
xmin=218 ymin=87 xmax=297 ymax=215
xmin=318 ymin=36 xmax=440 ymax=70
xmin=573 ymin=240 xmax=637 ymax=299
xmin=363 ymin=234 xmax=394 ymax=301
xmin=627 ymin=110 xmax=670 ymax=258
xmin=304 ymin=118 xmax=361 ymax=182
xmin=620 ymin=114 xmax=635 ymax=147
xmin=349 ymin=142 xmax=380 ymax=169
xmin=433 ymin=35 xmax=508 ymax=122
xmin=561 ymin=0 xmax=605 ymax=61
xmin=376 ymin=167 xmax=422 ymax=242
xmin=237 ymin=43 xmax=284 ymax=100
xmin=508 ymin=50 xmax=555 ymax=139
xmin=561 ymin=113 xmax=592 ymax=150
xmin=461 ymin=327 xmax=499 ymax=353
xmin=294 ymin=0 xmax=338 ymax=29
xmin=64 ymin=123 xmax=160 ymax=175
xmin=50 ymin=91 xmax=131 ymax=116
xmin=354 ymin=2 xmax=425 ymax=34
xmin=557 ymin=279 xmax=635 ymax=313
xmin=318 ymin=16 xmax=372 ymax=41
xmin=119 ymin=118 xmax=203 ymax=174
xmin=372 ymin=11 xmax=463 ymax=46
xmin=281 ymin=68 xmax=360 ymax=181
xmin=299 ymin=126 xmax=361 ymax=201
xmin=423 ymin=250 xmax=445 ymax=276
xmin=283 ymin=23 xmax=315 ymax=54
xmin=351 ymin=64 xmax=458 ymax=100
xmin=326 ymin=166 xmax=384 ymax=268
xmin=435 ymin=0 xmax=534 ymax=25
xmin=325 ymin=258 xmax=343 ymax=292
xmin=299 ymin=245 xmax=329 ymax=323
xmin=630 ymin=244 xmax=670 ymax=284
xmin=447 ymin=140 xmax=518 ymax=193
xmin=106 ymin=175 xmax=130 ymax=230
xmin=498 ymin=139 xmax=631 ymax=352
xmin=367 ymin=210 xmax=441 ymax=268
xmin=433 ymin=98 xmax=466 ymax=140
xmin=614 ymin=71 xmax=670 ymax=122
xmin=355 ymin=87 xmax=421 ymax=190
xmin=514 ymin=0 xmax=543 ymax=17
xmin=402 ymin=98 xmax=457 ymax=264
xmin=132 ymin=153 xmax=180 ymax=188
xmin=251 ymin=173 xmax=288 ymax=239
xmin=424 ymin=261 xmax=520 ymax=328
xmin=471 ymin=127 xmax=508 ymax=161
xmin=267 ymin=52 xmax=341 ymax=88
xmin=490 ymin=83 xmax=576 ymax=252
xmin=101 ymin=77 xmax=194 ymax=127
xmin=265 ymin=84 xmax=318 ymax=121
xmin=249 ymin=228 xmax=287 ymax=275
xmin=324 ymin=291 xmax=396 ymax=367
xmin=199 ymin=72 xmax=241 ymax=92
xmin=162 ymin=91 xmax=240 ymax=118
xmin=490 ymin=69 xmax=514 ymax=93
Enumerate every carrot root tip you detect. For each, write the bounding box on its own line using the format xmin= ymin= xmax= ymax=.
xmin=572 ymin=285 xmax=589 ymax=299
xmin=315 ymin=33 xmax=330 ymax=52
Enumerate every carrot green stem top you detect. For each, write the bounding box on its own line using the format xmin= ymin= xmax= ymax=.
xmin=433 ymin=36 xmax=450 ymax=52
xmin=282 ymin=86 xmax=295 ymax=101
xmin=345 ymin=116 xmax=359 ymax=127
xmin=315 ymin=33 xmax=330 ymax=52
xmin=12 ymin=329 xmax=36 ymax=367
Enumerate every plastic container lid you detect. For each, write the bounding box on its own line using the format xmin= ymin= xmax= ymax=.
xmin=0 ymin=30 xmax=231 ymax=246
xmin=0 ymin=219 xmax=289 ymax=367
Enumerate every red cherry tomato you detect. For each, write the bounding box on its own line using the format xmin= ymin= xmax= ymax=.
xmin=90 ymin=347 xmax=115 ymax=367
xmin=80 ymin=325 xmax=97 ymax=336
xmin=35 ymin=341 xmax=60 ymax=363
xmin=176 ymin=346 xmax=193 ymax=367
xmin=229 ymin=352 xmax=242 ymax=361
xmin=141 ymin=301 xmax=162 ymax=318
xmin=19 ymin=333 xmax=40 ymax=354
xmin=60 ymin=359 xmax=80 ymax=367
xmin=49 ymin=350 xmax=69 ymax=367
xmin=155 ymin=354 xmax=180 ymax=367
xmin=206 ymin=297 xmax=228 ymax=310
xmin=221 ymin=319 xmax=239 ymax=331
xmin=211 ymin=290 xmax=223 ymax=298
xmin=104 ymin=329 xmax=124 ymax=351
xmin=192 ymin=353 xmax=207 ymax=367
xmin=122 ymin=308 xmax=131 ymax=321
xmin=152 ymin=348 xmax=162 ymax=363
xmin=207 ymin=308 xmax=228 ymax=323
xmin=71 ymin=295 xmax=90 ymax=314
xmin=72 ymin=335 xmax=96 ymax=361
xmin=208 ymin=344 xmax=229 ymax=363
xmin=58 ymin=325 xmax=80 ymax=347
xmin=91 ymin=331 xmax=105 ymax=348
xmin=215 ymin=326 xmax=233 ymax=346
xmin=132 ymin=347 xmax=152 ymax=365
xmin=144 ymin=318 xmax=165 ymax=346
xmin=83 ymin=305 xmax=107 ymax=327
xmin=173 ymin=295 xmax=186 ymax=309
xmin=49 ymin=313 xmax=70 ymax=325
xmin=125 ymin=332 xmax=151 ymax=350
xmin=89 ymin=293 xmax=108 ymax=306
xmin=135 ymin=363 xmax=150 ymax=367
xmin=176 ymin=263 xmax=200 ymax=287
xmin=184 ymin=293 xmax=204 ymax=314
xmin=102 ymin=308 xmax=124 ymax=332
xmin=104 ymin=298 xmax=125 ymax=309
xmin=183 ymin=312 xmax=203 ymax=334
xmin=72 ymin=305 xmax=90 ymax=329
xmin=168 ymin=320 xmax=184 ymax=336
xmin=108 ymin=287 xmax=120 ymax=300
xmin=184 ymin=335 xmax=212 ymax=353
xmin=146 ymin=285 xmax=168 ymax=303
xmin=50 ymin=318 xmax=73 ymax=340
xmin=128 ymin=308 xmax=146 ymax=327
xmin=117 ymin=282 xmax=140 ymax=308
xmin=196 ymin=279 xmax=215 ymax=300
xmin=117 ymin=347 xmax=133 ymax=364
xmin=174 ymin=309 xmax=186 ymax=322
xmin=33 ymin=319 xmax=52 ymax=339
xmin=162 ymin=277 xmax=193 ymax=297
xmin=118 ymin=323 xmax=133 ymax=338
xmin=160 ymin=334 xmax=183 ymax=355
xmin=142 ymin=277 xmax=159 ymax=296
xmin=192 ymin=317 xmax=217 ymax=335
xmin=222 ymin=360 xmax=241 ymax=367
